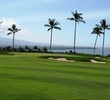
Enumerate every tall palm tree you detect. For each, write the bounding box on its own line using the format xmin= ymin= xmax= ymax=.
xmin=67 ymin=10 xmax=85 ymax=53
xmin=91 ymin=25 xmax=103 ymax=55
xmin=100 ymin=19 xmax=110 ymax=56
xmin=44 ymin=18 xmax=61 ymax=52
xmin=7 ymin=24 xmax=21 ymax=51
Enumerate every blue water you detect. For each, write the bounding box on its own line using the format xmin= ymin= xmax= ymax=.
xmin=53 ymin=47 xmax=110 ymax=56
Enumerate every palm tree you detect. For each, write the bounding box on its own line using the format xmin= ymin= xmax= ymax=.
xmin=25 ymin=45 xmax=29 ymax=52
xmin=33 ymin=45 xmax=38 ymax=52
xmin=100 ymin=19 xmax=110 ymax=56
xmin=43 ymin=47 xmax=48 ymax=53
xmin=67 ymin=10 xmax=85 ymax=53
xmin=7 ymin=24 xmax=21 ymax=51
xmin=44 ymin=18 xmax=61 ymax=52
xmin=91 ymin=25 xmax=103 ymax=55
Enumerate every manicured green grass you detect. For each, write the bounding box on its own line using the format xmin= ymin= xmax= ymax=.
xmin=0 ymin=52 xmax=110 ymax=100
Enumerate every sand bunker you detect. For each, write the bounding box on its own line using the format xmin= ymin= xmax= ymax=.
xmin=90 ymin=59 xmax=106 ymax=64
xmin=48 ymin=57 xmax=75 ymax=62
xmin=48 ymin=57 xmax=106 ymax=63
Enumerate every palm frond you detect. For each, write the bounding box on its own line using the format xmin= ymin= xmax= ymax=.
xmin=79 ymin=19 xmax=85 ymax=23
xmin=67 ymin=18 xmax=75 ymax=20
xmin=106 ymin=27 xmax=110 ymax=30
xmin=91 ymin=24 xmax=103 ymax=36
xmin=18 ymin=29 xmax=21 ymax=31
xmin=95 ymin=24 xmax=101 ymax=27
xmin=44 ymin=18 xmax=61 ymax=31
xmin=78 ymin=13 xmax=83 ymax=16
xmin=15 ymin=28 xmax=21 ymax=32
xmin=54 ymin=21 xmax=60 ymax=26
xmin=100 ymin=19 xmax=110 ymax=30
xmin=68 ymin=11 xmax=85 ymax=24
xmin=7 ymin=28 xmax=13 ymax=31
xmin=47 ymin=28 xmax=52 ymax=31
xmin=48 ymin=18 xmax=52 ymax=22
xmin=44 ymin=24 xmax=50 ymax=27
xmin=12 ymin=24 xmax=16 ymax=30
xmin=7 ymin=32 xmax=12 ymax=35
xmin=54 ymin=27 xmax=61 ymax=30
xmin=49 ymin=19 xmax=55 ymax=26
xmin=7 ymin=24 xmax=20 ymax=35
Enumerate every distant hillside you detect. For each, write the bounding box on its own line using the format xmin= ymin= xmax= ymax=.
xmin=0 ymin=37 xmax=94 ymax=50
xmin=0 ymin=37 xmax=49 ymax=47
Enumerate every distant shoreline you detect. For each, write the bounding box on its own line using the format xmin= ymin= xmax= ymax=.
xmin=52 ymin=47 xmax=110 ymax=56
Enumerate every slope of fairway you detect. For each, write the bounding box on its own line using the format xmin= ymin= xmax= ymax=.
xmin=0 ymin=53 xmax=110 ymax=100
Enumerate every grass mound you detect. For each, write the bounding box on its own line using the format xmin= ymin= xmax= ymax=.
xmin=40 ymin=53 xmax=107 ymax=62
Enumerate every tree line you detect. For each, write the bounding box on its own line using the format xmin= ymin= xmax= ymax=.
xmin=0 ymin=45 xmax=49 ymax=53
xmin=0 ymin=10 xmax=110 ymax=56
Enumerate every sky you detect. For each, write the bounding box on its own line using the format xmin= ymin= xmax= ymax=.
xmin=0 ymin=0 xmax=110 ymax=47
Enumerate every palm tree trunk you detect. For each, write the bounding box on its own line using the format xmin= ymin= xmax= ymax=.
xmin=50 ymin=29 xmax=53 ymax=53
xmin=73 ymin=21 xmax=77 ymax=53
xmin=102 ymin=30 xmax=105 ymax=56
xmin=93 ymin=34 xmax=98 ymax=55
xmin=12 ymin=33 xmax=15 ymax=51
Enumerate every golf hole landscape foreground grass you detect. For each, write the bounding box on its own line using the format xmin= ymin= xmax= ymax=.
xmin=0 ymin=52 xmax=110 ymax=100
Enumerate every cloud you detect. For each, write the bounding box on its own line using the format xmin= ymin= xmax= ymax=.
xmin=19 ymin=29 xmax=35 ymax=35
xmin=0 ymin=18 xmax=19 ymax=34
xmin=0 ymin=18 xmax=34 ymax=37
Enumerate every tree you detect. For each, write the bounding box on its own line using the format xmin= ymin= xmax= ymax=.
xmin=67 ymin=10 xmax=85 ymax=53
xmin=44 ymin=18 xmax=61 ymax=52
xmin=18 ymin=46 xmax=24 ymax=52
xmin=37 ymin=47 xmax=42 ymax=53
xmin=33 ymin=45 xmax=38 ymax=52
xmin=25 ymin=45 xmax=29 ymax=52
xmin=7 ymin=24 xmax=21 ymax=51
xmin=6 ymin=46 xmax=11 ymax=51
xmin=100 ymin=19 xmax=110 ymax=56
xmin=43 ymin=47 xmax=48 ymax=53
xmin=91 ymin=25 xmax=103 ymax=55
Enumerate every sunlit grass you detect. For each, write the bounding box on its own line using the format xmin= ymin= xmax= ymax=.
xmin=0 ymin=53 xmax=110 ymax=100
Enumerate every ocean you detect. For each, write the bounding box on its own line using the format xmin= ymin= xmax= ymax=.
xmin=53 ymin=47 xmax=110 ymax=56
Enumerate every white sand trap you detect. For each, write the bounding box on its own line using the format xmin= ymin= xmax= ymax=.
xmin=48 ymin=57 xmax=75 ymax=62
xmin=95 ymin=57 xmax=101 ymax=59
xmin=55 ymin=58 xmax=68 ymax=61
xmin=90 ymin=59 xmax=106 ymax=64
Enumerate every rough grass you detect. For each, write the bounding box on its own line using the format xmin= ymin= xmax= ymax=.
xmin=0 ymin=53 xmax=110 ymax=100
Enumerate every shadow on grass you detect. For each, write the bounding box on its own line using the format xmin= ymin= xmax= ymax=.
xmin=39 ymin=55 xmax=94 ymax=62
xmin=39 ymin=53 xmax=107 ymax=62
xmin=0 ymin=51 xmax=14 ymax=55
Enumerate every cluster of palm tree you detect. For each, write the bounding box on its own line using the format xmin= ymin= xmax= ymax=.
xmin=44 ymin=11 xmax=110 ymax=56
xmin=91 ymin=19 xmax=110 ymax=56
xmin=0 ymin=10 xmax=110 ymax=56
xmin=44 ymin=10 xmax=85 ymax=54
